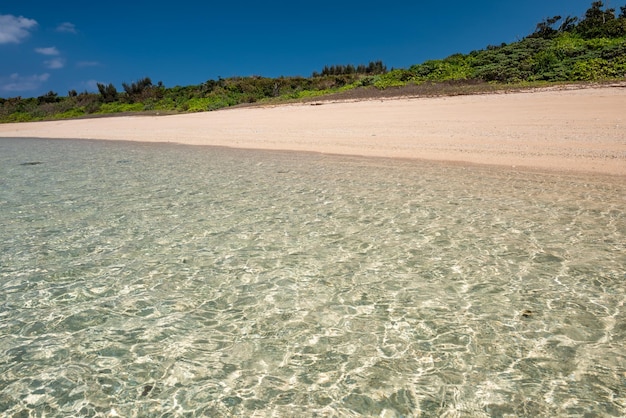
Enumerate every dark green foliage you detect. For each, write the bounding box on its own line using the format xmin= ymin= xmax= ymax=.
xmin=0 ymin=90 xmax=103 ymax=122
xmin=97 ymin=83 xmax=119 ymax=103
xmin=121 ymin=77 xmax=154 ymax=103
xmin=122 ymin=77 xmax=152 ymax=96
xmin=532 ymin=15 xmax=563 ymax=39
xmin=559 ymin=16 xmax=580 ymax=33
xmin=316 ymin=61 xmax=387 ymax=76
xmin=37 ymin=91 xmax=60 ymax=104
xmin=576 ymin=1 xmax=626 ymax=37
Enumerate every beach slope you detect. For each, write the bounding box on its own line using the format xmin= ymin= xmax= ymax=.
xmin=1 ymin=86 xmax=624 ymax=176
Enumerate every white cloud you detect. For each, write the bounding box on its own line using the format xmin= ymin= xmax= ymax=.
xmin=35 ymin=47 xmax=64 ymax=68
xmin=56 ymin=22 xmax=77 ymax=34
xmin=0 ymin=73 xmax=50 ymax=92
xmin=44 ymin=58 xmax=65 ymax=69
xmin=0 ymin=14 xmax=38 ymax=44
xmin=35 ymin=46 xmax=60 ymax=56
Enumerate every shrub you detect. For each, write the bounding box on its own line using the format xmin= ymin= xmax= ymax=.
xmin=373 ymin=72 xmax=407 ymax=89
xmin=53 ymin=108 xmax=86 ymax=119
xmin=183 ymin=98 xmax=212 ymax=112
xmin=98 ymin=102 xmax=144 ymax=114
xmin=5 ymin=112 xmax=34 ymax=122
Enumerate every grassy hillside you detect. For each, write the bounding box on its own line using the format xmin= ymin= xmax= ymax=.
xmin=1 ymin=1 xmax=625 ymax=123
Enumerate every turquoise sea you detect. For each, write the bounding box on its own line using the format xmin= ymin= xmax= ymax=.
xmin=1 ymin=137 xmax=625 ymax=417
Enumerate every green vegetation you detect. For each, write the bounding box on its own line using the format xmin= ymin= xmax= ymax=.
xmin=1 ymin=1 xmax=624 ymax=123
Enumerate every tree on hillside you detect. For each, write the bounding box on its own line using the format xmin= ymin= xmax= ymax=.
xmin=37 ymin=91 xmax=59 ymax=104
xmin=366 ymin=60 xmax=387 ymax=74
xmin=122 ymin=77 xmax=153 ymax=102
xmin=316 ymin=61 xmax=388 ymax=77
xmin=97 ymin=83 xmax=118 ymax=103
xmin=531 ymin=15 xmax=563 ymax=38
xmin=576 ymin=1 xmax=625 ymax=37
xmin=558 ymin=16 xmax=579 ymax=32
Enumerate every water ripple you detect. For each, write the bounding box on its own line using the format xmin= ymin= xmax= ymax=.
xmin=1 ymin=138 xmax=625 ymax=416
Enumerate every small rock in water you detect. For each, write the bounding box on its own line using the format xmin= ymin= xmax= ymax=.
xmin=141 ymin=384 xmax=154 ymax=396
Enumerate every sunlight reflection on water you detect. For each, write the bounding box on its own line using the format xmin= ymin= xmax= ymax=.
xmin=1 ymin=138 xmax=625 ymax=416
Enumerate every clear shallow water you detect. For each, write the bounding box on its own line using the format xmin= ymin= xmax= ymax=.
xmin=1 ymin=137 xmax=625 ymax=417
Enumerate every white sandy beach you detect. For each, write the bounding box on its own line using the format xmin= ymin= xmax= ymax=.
xmin=1 ymin=85 xmax=625 ymax=176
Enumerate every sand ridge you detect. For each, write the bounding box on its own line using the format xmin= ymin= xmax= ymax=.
xmin=1 ymin=86 xmax=625 ymax=176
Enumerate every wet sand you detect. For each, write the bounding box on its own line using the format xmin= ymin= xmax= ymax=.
xmin=1 ymin=85 xmax=625 ymax=176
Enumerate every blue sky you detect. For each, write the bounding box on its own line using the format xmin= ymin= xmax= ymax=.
xmin=0 ymin=0 xmax=612 ymax=98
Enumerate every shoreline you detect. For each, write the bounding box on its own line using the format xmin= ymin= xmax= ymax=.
xmin=1 ymin=86 xmax=625 ymax=177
